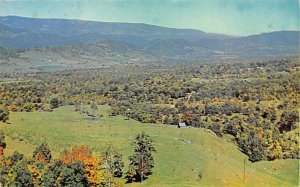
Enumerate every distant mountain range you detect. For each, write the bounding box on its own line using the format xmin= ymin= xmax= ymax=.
xmin=0 ymin=16 xmax=231 ymax=48
xmin=0 ymin=16 xmax=299 ymax=71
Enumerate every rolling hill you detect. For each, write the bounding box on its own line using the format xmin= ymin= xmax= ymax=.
xmin=1 ymin=105 xmax=298 ymax=186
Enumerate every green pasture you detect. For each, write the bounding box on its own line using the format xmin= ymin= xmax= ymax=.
xmin=0 ymin=106 xmax=298 ymax=187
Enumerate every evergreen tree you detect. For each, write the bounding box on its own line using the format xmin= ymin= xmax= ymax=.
xmin=126 ymin=132 xmax=156 ymax=183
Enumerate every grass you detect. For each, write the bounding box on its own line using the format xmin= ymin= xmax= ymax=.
xmin=3 ymin=136 xmax=36 ymax=157
xmin=0 ymin=105 xmax=298 ymax=187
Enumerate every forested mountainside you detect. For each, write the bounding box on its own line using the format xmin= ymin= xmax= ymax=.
xmin=0 ymin=16 xmax=299 ymax=67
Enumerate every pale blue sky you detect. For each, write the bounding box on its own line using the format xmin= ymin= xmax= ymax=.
xmin=0 ymin=0 xmax=299 ymax=36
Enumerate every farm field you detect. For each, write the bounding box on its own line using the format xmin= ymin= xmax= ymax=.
xmin=0 ymin=106 xmax=298 ymax=187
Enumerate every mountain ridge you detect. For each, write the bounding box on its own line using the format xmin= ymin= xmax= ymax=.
xmin=0 ymin=15 xmax=234 ymax=37
xmin=0 ymin=16 xmax=299 ymax=72
xmin=0 ymin=15 xmax=232 ymax=48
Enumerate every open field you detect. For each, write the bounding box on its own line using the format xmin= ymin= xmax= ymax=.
xmin=0 ymin=105 xmax=298 ymax=187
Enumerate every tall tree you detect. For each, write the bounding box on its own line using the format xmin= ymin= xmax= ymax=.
xmin=104 ymin=145 xmax=124 ymax=175
xmin=126 ymin=132 xmax=156 ymax=183
xmin=102 ymin=145 xmax=124 ymax=187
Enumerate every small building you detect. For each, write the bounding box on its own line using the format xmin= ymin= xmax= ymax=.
xmin=178 ymin=122 xmax=188 ymax=128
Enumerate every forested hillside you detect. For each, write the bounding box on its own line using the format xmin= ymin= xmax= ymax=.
xmin=1 ymin=57 xmax=299 ymax=163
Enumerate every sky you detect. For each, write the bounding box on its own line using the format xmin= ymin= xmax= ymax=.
xmin=0 ymin=0 xmax=299 ymax=36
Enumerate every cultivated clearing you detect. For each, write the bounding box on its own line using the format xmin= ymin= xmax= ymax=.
xmin=0 ymin=106 xmax=298 ymax=187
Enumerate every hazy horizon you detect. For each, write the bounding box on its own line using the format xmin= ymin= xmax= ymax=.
xmin=0 ymin=0 xmax=299 ymax=36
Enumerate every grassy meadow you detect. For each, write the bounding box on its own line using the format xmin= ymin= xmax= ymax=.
xmin=0 ymin=105 xmax=298 ymax=187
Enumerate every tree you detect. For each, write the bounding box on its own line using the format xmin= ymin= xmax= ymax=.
xmin=268 ymin=140 xmax=283 ymax=160
xmin=0 ymin=130 xmax=6 ymax=156
xmin=0 ymin=106 xmax=9 ymax=122
xmin=8 ymin=151 xmax=24 ymax=165
xmin=223 ymin=122 xmax=239 ymax=136
xmin=209 ymin=123 xmax=223 ymax=137
xmin=14 ymin=160 xmax=34 ymax=187
xmin=103 ymin=145 xmax=124 ymax=177
xmin=41 ymin=160 xmax=63 ymax=186
xmin=237 ymin=131 xmax=267 ymax=162
xmin=0 ymin=151 xmax=28 ymax=186
xmin=42 ymin=159 xmax=96 ymax=187
xmin=91 ymin=102 xmax=98 ymax=110
xmin=74 ymin=104 xmax=81 ymax=112
xmin=41 ymin=104 xmax=52 ymax=112
xmin=60 ymin=162 xmax=89 ymax=187
xmin=126 ymin=132 xmax=156 ymax=183
xmin=182 ymin=112 xmax=194 ymax=126
xmin=102 ymin=145 xmax=124 ymax=187
xmin=27 ymin=162 xmax=44 ymax=185
xmin=22 ymin=102 xmax=35 ymax=112
xmin=50 ymin=98 xmax=60 ymax=109
xmin=33 ymin=143 xmax=52 ymax=165
xmin=277 ymin=111 xmax=298 ymax=132
xmin=91 ymin=102 xmax=98 ymax=116
xmin=60 ymin=146 xmax=108 ymax=186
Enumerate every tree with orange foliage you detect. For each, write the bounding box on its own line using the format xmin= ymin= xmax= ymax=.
xmin=60 ymin=145 xmax=109 ymax=186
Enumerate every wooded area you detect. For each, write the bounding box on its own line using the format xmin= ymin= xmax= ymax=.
xmin=0 ymin=58 xmax=299 ymax=163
